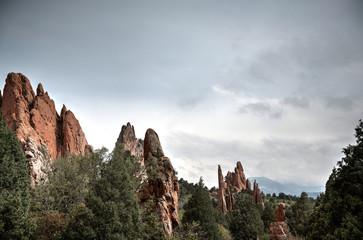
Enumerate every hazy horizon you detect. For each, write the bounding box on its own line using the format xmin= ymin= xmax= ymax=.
xmin=1 ymin=0 xmax=362 ymax=188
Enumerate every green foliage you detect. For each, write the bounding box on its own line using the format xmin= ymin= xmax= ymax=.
xmin=307 ymin=120 xmax=363 ymax=240
xmin=261 ymin=201 xmax=275 ymax=233
xmin=183 ymin=177 xmax=223 ymax=240
xmin=140 ymin=200 xmax=165 ymax=240
xmin=31 ymin=210 xmax=66 ymax=240
xmin=31 ymin=148 xmax=106 ymax=213
xmin=75 ymin=143 xmax=141 ymax=239
xmin=61 ymin=203 xmax=96 ymax=240
xmin=289 ymin=192 xmax=312 ymax=238
xmin=0 ymin=110 xmax=35 ymax=239
xmin=169 ymin=221 xmax=204 ymax=240
xmin=228 ymin=191 xmax=264 ymax=240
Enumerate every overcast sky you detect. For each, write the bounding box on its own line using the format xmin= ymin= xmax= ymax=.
xmin=1 ymin=0 xmax=362 ymax=188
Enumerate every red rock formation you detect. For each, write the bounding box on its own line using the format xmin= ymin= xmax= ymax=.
xmin=60 ymin=105 xmax=89 ymax=157
xmin=116 ymin=122 xmax=144 ymax=160
xmin=218 ymin=165 xmax=228 ymax=214
xmin=269 ymin=203 xmax=291 ymax=240
xmin=1 ymin=72 xmax=91 ymax=183
xmin=117 ymin=124 xmax=179 ymax=236
xmin=218 ymin=161 xmax=251 ymax=214
xmin=140 ymin=129 xmax=179 ymax=236
xmin=274 ymin=203 xmax=286 ymax=222
xmin=253 ymin=180 xmax=263 ymax=205
xmin=246 ymin=179 xmax=252 ymax=189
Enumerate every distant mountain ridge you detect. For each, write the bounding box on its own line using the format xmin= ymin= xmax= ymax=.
xmin=248 ymin=177 xmax=324 ymax=198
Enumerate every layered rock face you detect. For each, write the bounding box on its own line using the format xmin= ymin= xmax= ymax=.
xmin=218 ymin=161 xmax=251 ymax=214
xmin=269 ymin=203 xmax=291 ymax=240
xmin=117 ymin=123 xmax=179 ymax=236
xmin=1 ymin=73 xmax=91 ymax=183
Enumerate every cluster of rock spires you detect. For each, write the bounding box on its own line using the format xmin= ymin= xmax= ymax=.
xmin=218 ymin=162 xmax=263 ymax=214
xmin=116 ymin=123 xmax=179 ymax=236
xmin=269 ymin=203 xmax=292 ymax=240
xmin=1 ymin=73 xmax=92 ymax=184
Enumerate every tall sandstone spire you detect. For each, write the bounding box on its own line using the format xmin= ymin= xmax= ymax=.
xmin=253 ymin=179 xmax=263 ymax=205
xmin=116 ymin=123 xmax=179 ymax=236
xmin=1 ymin=72 xmax=92 ymax=184
xmin=218 ymin=161 xmax=251 ymax=214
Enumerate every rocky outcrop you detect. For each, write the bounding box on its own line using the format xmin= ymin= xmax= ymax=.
xmin=1 ymin=72 xmax=91 ymax=183
xmin=253 ymin=180 xmax=263 ymax=205
xmin=140 ymin=129 xmax=179 ymax=236
xmin=274 ymin=203 xmax=286 ymax=222
xmin=116 ymin=124 xmax=179 ymax=236
xmin=218 ymin=161 xmax=251 ymax=214
xmin=21 ymin=137 xmax=51 ymax=185
xmin=60 ymin=105 xmax=90 ymax=157
xmin=116 ymin=122 xmax=144 ymax=161
xmin=218 ymin=165 xmax=228 ymax=214
xmin=269 ymin=203 xmax=291 ymax=240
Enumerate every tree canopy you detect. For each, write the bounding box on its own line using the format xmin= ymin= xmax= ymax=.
xmin=0 ymin=110 xmax=34 ymax=239
xmin=308 ymin=120 xmax=363 ymax=239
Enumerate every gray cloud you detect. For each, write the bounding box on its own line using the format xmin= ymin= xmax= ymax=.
xmin=325 ymin=96 xmax=356 ymax=112
xmin=282 ymin=96 xmax=310 ymax=109
xmin=240 ymin=103 xmax=283 ymax=119
xmin=1 ymin=0 xmax=362 ymax=189
xmin=166 ymin=131 xmax=347 ymax=188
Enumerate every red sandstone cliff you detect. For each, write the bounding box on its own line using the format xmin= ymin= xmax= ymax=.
xmin=1 ymin=72 xmax=91 ymax=184
xmin=116 ymin=123 xmax=179 ymax=236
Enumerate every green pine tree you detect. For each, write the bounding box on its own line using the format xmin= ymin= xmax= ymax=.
xmin=183 ymin=177 xmax=222 ymax=240
xmin=228 ymin=191 xmax=264 ymax=240
xmin=0 ymin=110 xmax=34 ymax=239
xmin=63 ymin=143 xmax=142 ymax=239
xmin=307 ymin=120 xmax=363 ymax=240
xmin=289 ymin=192 xmax=312 ymax=238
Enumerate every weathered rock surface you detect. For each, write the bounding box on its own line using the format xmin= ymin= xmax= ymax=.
xmin=269 ymin=203 xmax=291 ymax=240
xmin=141 ymin=129 xmax=179 ymax=236
xmin=21 ymin=137 xmax=51 ymax=185
xmin=1 ymin=72 xmax=91 ymax=183
xmin=116 ymin=122 xmax=144 ymax=160
xmin=116 ymin=124 xmax=179 ymax=236
xmin=274 ymin=203 xmax=286 ymax=222
xmin=253 ymin=179 xmax=263 ymax=205
xmin=218 ymin=161 xmax=251 ymax=214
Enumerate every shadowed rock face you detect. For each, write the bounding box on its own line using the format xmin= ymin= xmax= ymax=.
xmin=1 ymin=72 xmax=92 ymax=183
xmin=116 ymin=124 xmax=179 ymax=236
xmin=144 ymin=128 xmax=164 ymax=159
xmin=218 ymin=161 xmax=251 ymax=214
xmin=269 ymin=203 xmax=290 ymax=240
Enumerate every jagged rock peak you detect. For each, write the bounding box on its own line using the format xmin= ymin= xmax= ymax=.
xmin=36 ymin=83 xmax=44 ymax=96
xmin=144 ymin=128 xmax=164 ymax=159
xmin=1 ymin=72 xmax=92 ymax=183
xmin=116 ymin=122 xmax=144 ymax=159
xmin=218 ymin=161 xmax=254 ymax=214
xmin=118 ymin=122 xmax=136 ymax=142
